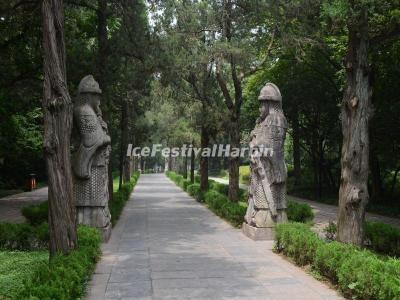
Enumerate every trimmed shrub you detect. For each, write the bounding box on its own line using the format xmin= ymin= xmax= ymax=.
xmin=209 ymin=181 xmax=229 ymax=196
xmin=203 ymin=190 xmax=246 ymax=227
xmin=364 ymin=221 xmax=400 ymax=257
xmin=275 ymin=223 xmax=323 ymax=266
xmin=0 ymin=222 xmax=49 ymax=250
xmin=287 ymin=201 xmax=314 ymax=223
xmin=275 ymin=223 xmax=400 ymax=300
xmin=110 ymin=172 xmax=140 ymax=225
xmin=314 ymin=241 xmax=358 ymax=282
xmin=21 ymin=201 xmax=48 ymax=225
xmin=182 ymin=179 xmax=191 ymax=191
xmin=187 ymin=183 xmax=204 ymax=202
xmin=16 ymin=226 xmax=101 ymax=300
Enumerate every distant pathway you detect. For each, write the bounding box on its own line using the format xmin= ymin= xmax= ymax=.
xmin=0 ymin=187 xmax=48 ymax=223
xmin=209 ymin=177 xmax=400 ymax=231
xmin=86 ymin=174 xmax=342 ymax=300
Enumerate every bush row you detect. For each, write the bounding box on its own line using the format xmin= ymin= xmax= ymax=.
xmin=22 ymin=201 xmax=49 ymax=226
xmin=0 ymin=222 xmax=49 ymax=250
xmin=110 ymin=172 xmax=140 ymax=225
xmin=275 ymin=223 xmax=400 ymax=300
xmin=364 ymin=221 xmax=400 ymax=257
xmin=166 ymin=171 xmax=314 ymax=226
xmin=16 ymin=226 xmax=101 ymax=300
xmin=203 ymin=190 xmax=247 ymax=227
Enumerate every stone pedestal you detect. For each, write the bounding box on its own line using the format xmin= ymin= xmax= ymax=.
xmin=242 ymin=222 xmax=275 ymax=240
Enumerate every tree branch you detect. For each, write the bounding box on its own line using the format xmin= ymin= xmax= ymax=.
xmin=240 ymin=28 xmax=276 ymax=80
xmin=215 ymin=59 xmax=234 ymax=110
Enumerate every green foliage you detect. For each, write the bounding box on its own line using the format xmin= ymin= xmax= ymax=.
xmin=16 ymin=226 xmax=101 ymax=300
xmin=287 ymin=201 xmax=314 ymax=223
xmin=187 ymin=183 xmax=204 ymax=202
xmin=168 ymin=171 xmax=314 ymax=227
xmin=0 ymin=223 xmax=48 ymax=251
xmin=182 ymin=179 xmax=191 ymax=191
xmin=275 ymin=223 xmax=400 ymax=300
xmin=275 ymin=223 xmax=323 ymax=266
xmin=364 ymin=222 xmax=400 ymax=257
xmin=209 ymin=180 xmax=229 ymax=196
xmin=22 ymin=201 xmax=48 ymax=225
xmin=0 ymin=250 xmax=48 ymax=299
xmin=110 ymin=172 xmax=140 ymax=226
xmin=203 ymin=190 xmax=247 ymax=227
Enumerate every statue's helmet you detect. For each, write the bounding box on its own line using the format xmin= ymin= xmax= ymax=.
xmin=78 ymin=75 xmax=102 ymax=94
xmin=258 ymin=82 xmax=282 ymax=102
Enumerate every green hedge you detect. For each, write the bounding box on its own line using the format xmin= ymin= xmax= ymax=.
xmin=110 ymin=172 xmax=140 ymax=225
xmin=203 ymin=190 xmax=247 ymax=227
xmin=275 ymin=223 xmax=400 ymax=300
xmin=22 ymin=201 xmax=48 ymax=225
xmin=0 ymin=222 xmax=49 ymax=251
xmin=16 ymin=226 xmax=101 ymax=300
xmin=187 ymin=183 xmax=204 ymax=202
xmin=287 ymin=201 xmax=314 ymax=223
xmin=364 ymin=221 xmax=400 ymax=257
xmin=167 ymin=171 xmax=314 ymax=227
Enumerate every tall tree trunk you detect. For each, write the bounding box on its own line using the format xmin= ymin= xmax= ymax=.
xmin=119 ymin=99 xmax=130 ymax=188
xmin=190 ymin=140 xmax=195 ymax=183
xmin=42 ymin=0 xmax=77 ymax=256
xmin=292 ymin=107 xmax=301 ymax=184
xmin=200 ymin=126 xmax=209 ymax=192
xmin=228 ymin=117 xmax=240 ymax=202
xmin=183 ymin=153 xmax=188 ymax=179
xmin=337 ymin=10 xmax=371 ymax=245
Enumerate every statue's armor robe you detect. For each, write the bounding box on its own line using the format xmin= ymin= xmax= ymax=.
xmin=72 ymin=103 xmax=111 ymax=231
xmin=245 ymin=111 xmax=288 ymax=227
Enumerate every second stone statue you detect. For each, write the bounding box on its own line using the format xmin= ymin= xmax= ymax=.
xmin=243 ymin=82 xmax=288 ymax=240
xmin=72 ymin=75 xmax=112 ymax=241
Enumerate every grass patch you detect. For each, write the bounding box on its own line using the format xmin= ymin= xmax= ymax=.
xmin=16 ymin=226 xmax=101 ymax=300
xmin=0 ymin=250 xmax=48 ymax=299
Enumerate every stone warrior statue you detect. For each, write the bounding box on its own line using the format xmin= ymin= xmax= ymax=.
xmin=243 ymin=83 xmax=288 ymax=240
xmin=72 ymin=75 xmax=112 ymax=241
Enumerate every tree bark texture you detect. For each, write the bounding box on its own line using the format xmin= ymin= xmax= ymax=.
xmin=190 ymin=141 xmax=195 ymax=183
xmin=337 ymin=10 xmax=371 ymax=245
xmin=200 ymin=126 xmax=209 ymax=192
xmin=228 ymin=117 xmax=240 ymax=202
xmin=42 ymin=0 xmax=77 ymax=256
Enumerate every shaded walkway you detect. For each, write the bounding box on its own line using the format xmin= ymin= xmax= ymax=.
xmin=87 ymin=174 xmax=342 ymax=300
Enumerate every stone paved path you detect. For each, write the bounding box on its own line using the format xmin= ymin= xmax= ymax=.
xmin=87 ymin=174 xmax=342 ymax=300
xmin=0 ymin=187 xmax=48 ymax=223
xmin=209 ymin=177 xmax=400 ymax=231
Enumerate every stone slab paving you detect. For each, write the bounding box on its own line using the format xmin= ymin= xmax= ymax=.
xmin=86 ymin=174 xmax=343 ymax=300
xmin=0 ymin=187 xmax=48 ymax=223
xmin=209 ymin=177 xmax=400 ymax=231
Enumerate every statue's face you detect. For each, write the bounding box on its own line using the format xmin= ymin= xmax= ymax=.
xmin=259 ymin=101 xmax=269 ymax=118
xmin=87 ymin=93 xmax=101 ymax=110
